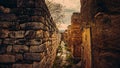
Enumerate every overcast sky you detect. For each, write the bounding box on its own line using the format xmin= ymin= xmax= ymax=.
xmin=47 ymin=0 xmax=80 ymax=30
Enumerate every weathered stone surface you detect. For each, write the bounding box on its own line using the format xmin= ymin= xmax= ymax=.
xmin=30 ymin=44 xmax=46 ymax=53
xmin=0 ymin=0 xmax=60 ymax=68
xmin=80 ymin=0 xmax=120 ymax=68
xmin=17 ymin=0 xmax=35 ymax=8
xmin=0 ymin=29 xmax=9 ymax=38
xmin=13 ymin=45 xmax=29 ymax=53
xmin=12 ymin=64 xmax=32 ymax=68
xmin=3 ymin=39 xmax=15 ymax=45
xmin=33 ymin=62 xmax=40 ymax=68
xmin=0 ymin=14 xmax=17 ymax=21
xmin=80 ymin=0 xmax=120 ymax=22
xmin=26 ymin=39 xmax=42 ymax=45
xmin=25 ymin=30 xmax=43 ymax=39
xmin=7 ymin=46 xmax=12 ymax=53
xmin=24 ymin=53 xmax=43 ymax=61
xmin=0 ymin=55 xmax=15 ymax=63
xmin=15 ymin=54 xmax=23 ymax=61
xmin=44 ymin=31 xmax=50 ymax=38
xmin=9 ymin=31 xmax=25 ymax=38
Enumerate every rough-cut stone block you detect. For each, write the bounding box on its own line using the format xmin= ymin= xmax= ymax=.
xmin=33 ymin=62 xmax=40 ymax=68
xmin=30 ymin=44 xmax=46 ymax=53
xmin=26 ymin=39 xmax=42 ymax=45
xmin=0 ymin=29 xmax=9 ymax=38
xmin=25 ymin=30 xmax=43 ymax=39
xmin=3 ymin=39 xmax=15 ymax=45
xmin=12 ymin=64 xmax=32 ymax=68
xmin=0 ymin=55 xmax=15 ymax=63
xmin=31 ymin=16 xmax=45 ymax=22
xmin=15 ymin=54 xmax=23 ymax=61
xmin=20 ymin=22 xmax=44 ymax=30
xmin=35 ymin=0 xmax=45 ymax=8
xmin=7 ymin=46 xmax=12 ymax=53
xmin=13 ymin=8 xmax=45 ymax=16
xmin=0 ymin=22 xmax=20 ymax=30
xmin=0 ymin=14 xmax=17 ymax=21
xmin=36 ymin=30 xmax=43 ymax=38
xmin=0 ymin=22 xmax=11 ymax=28
xmin=9 ymin=31 xmax=25 ymax=38
xmin=17 ymin=0 xmax=35 ymax=8
xmin=15 ymin=39 xmax=26 ymax=45
xmin=44 ymin=31 xmax=49 ymax=38
xmin=24 ymin=22 xmax=44 ymax=30
xmin=24 ymin=53 xmax=42 ymax=61
xmin=13 ymin=45 xmax=29 ymax=53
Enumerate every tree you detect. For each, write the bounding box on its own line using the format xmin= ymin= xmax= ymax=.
xmin=45 ymin=0 xmax=65 ymax=26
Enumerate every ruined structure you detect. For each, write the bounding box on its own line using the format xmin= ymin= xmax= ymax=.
xmin=80 ymin=0 xmax=120 ymax=68
xmin=70 ymin=13 xmax=82 ymax=59
xmin=0 ymin=0 xmax=60 ymax=68
xmin=64 ymin=0 xmax=120 ymax=68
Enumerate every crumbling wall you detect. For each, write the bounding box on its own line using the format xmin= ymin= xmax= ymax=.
xmin=82 ymin=27 xmax=92 ymax=68
xmin=0 ymin=0 xmax=60 ymax=68
xmin=80 ymin=0 xmax=120 ymax=68
xmin=70 ymin=12 xmax=82 ymax=59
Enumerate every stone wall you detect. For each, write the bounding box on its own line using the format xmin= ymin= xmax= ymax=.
xmin=0 ymin=0 xmax=60 ymax=68
xmin=71 ymin=13 xmax=81 ymax=58
xmin=82 ymin=27 xmax=92 ymax=68
xmin=80 ymin=0 xmax=120 ymax=68
xmin=68 ymin=12 xmax=82 ymax=59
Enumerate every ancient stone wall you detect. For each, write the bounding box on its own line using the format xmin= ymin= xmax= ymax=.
xmin=70 ymin=12 xmax=82 ymax=59
xmin=80 ymin=0 xmax=120 ymax=68
xmin=82 ymin=27 xmax=92 ymax=68
xmin=0 ymin=0 xmax=60 ymax=68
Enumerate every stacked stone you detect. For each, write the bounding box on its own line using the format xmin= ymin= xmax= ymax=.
xmin=0 ymin=0 xmax=60 ymax=68
xmin=70 ymin=12 xmax=82 ymax=59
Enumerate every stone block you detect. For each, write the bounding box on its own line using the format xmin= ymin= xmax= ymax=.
xmin=26 ymin=39 xmax=42 ymax=45
xmin=0 ymin=29 xmax=9 ymax=38
xmin=30 ymin=44 xmax=46 ymax=53
xmin=15 ymin=54 xmax=23 ymax=61
xmin=0 ymin=22 xmax=11 ymax=28
xmin=17 ymin=0 xmax=35 ymax=8
xmin=0 ymin=22 xmax=20 ymax=30
xmin=12 ymin=64 xmax=32 ymax=68
xmin=24 ymin=22 xmax=44 ymax=30
xmin=7 ymin=46 xmax=12 ymax=53
xmin=0 ymin=14 xmax=17 ymax=21
xmin=3 ymin=39 xmax=15 ymax=45
xmin=44 ymin=31 xmax=49 ymax=38
xmin=0 ymin=55 xmax=15 ymax=63
xmin=13 ymin=45 xmax=29 ymax=53
xmin=9 ymin=31 xmax=25 ymax=38
xmin=36 ymin=30 xmax=43 ymax=38
xmin=35 ymin=0 xmax=45 ymax=8
xmin=33 ymin=62 xmax=40 ymax=68
xmin=24 ymin=53 xmax=42 ymax=61
xmin=25 ymin=30 xmax=36 ymax=39
xmin=15 ymin=39 xmax=26 ymax=45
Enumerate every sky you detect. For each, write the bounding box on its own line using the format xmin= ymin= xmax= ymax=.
xmin=47 ymin=0 xmax=80 ymax=30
